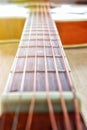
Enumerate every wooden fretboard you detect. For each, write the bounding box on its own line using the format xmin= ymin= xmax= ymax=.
xmin=1 ymin=2 xmax=87 ymax=130
xmin=6 ymin=3 xmax=71 ymax=93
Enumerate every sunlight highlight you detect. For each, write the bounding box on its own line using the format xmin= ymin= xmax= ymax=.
xmin=0 ymin=4 xmax=29 ymax=18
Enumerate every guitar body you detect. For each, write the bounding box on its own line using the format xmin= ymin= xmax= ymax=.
xmin=51 ymin=4 xmax=87 ymax=47
xmin=0 ymin=2 xmax=87 ymax=130
xmin=0 ymin=112 xmax=86 ymax=130
xmin=56 ymin=21 xmax=87 ymax=46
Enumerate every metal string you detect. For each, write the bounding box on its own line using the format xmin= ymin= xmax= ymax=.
xmin=11 ymin=10 xmax=34 ymax=130
xmin=25 ymin=4 xmax=38 ymax=130
xmin=47 ymin=3 xmax=82 ymax=130
xmin=44 ymin=3 xmax=72 ymax=130
xmin=41 ymin=4 xmax=58 ymax=130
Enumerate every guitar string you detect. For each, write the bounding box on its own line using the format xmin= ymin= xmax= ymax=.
xmin=25 ymin=4 xmax=38 ymax=130
xmin=48 ymin=4 xmax=83 ymax=129
xmin=25 ymin=3 xmax=58 ymax=130
xmin=47 ymin=3 xmax=82 ymax=130
xmin=42 ymin=4 xmax=58 ymax=130
xmin=11 ymin=10 xmax=34 ymax=130
xmin=44 ymin=3 xmax=72 ymax=130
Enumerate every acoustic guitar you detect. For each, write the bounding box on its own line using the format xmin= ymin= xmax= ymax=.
xmin=0 ymin=1 xmax=87 ymax=130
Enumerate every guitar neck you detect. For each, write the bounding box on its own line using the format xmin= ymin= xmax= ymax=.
xmin=0 ymin=2 xmax=87 ymax=130
xmin=4 ymin=3 xmax=71 ymax=93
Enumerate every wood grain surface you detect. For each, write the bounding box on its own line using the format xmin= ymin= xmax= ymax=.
xmin=65 ymin=47 xmax=87 ymax=125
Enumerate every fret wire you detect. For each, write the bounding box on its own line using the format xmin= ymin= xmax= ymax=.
xmin=44 ymin=4 xmax=72 ymax=130
xmin=25 ymin=5 xmax=38 ymax=130
xmin=42 ymin=5 xmax=58 ymax=130
xmin=19 ymin=45 xmax=59 ymax=48
xmin=16 ymin=55 xmax=62 ymax=58
xmin=11 ymin=70 xmax=66 ymax=73
xmin=23 ymin=33 xmax=58 ymax=37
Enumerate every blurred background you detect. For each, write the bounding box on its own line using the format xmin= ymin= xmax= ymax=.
xmin=0 ymin=0 xmax=87 ymax=4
